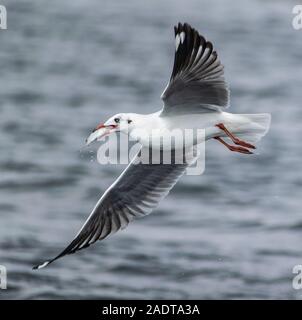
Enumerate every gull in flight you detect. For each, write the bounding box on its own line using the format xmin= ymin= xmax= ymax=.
xmin=33 ymin=23 xmax=270 ymax=269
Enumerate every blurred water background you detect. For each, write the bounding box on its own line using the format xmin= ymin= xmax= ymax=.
xmin=0 ymin=0 xmax=302 ymax=299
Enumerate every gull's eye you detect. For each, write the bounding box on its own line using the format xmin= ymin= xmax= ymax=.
xmin=127 ymin=119 xmax=132 ymax=124
xmin=114 ymin=118 xmax=120 ymax=123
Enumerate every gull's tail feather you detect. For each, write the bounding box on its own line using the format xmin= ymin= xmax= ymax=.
xmin=232 ymin=113 xmax=271 ymax=144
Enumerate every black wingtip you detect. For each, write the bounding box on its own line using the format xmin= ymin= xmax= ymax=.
xmin=32 ymin=260 xmax=51 ymax=270
xmin=175 ymin=22 xmax=192 ymax=31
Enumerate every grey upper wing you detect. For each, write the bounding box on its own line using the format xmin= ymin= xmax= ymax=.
xmin=33 ymin=147 xmax=196 ymax=269
xmin=160 ymin=22 xmax=230 ymax=116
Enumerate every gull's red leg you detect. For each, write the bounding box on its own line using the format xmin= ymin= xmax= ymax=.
xmin=215 ymin=123 xmax=256 ymax=149
xmin=214 ymin=137 xmax=253 ymax=154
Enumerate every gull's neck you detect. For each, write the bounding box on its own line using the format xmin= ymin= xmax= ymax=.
xmin=129 ymin=112 xmax=161 ymax=128
xmin=126 ymin=111 xmax=162 ymax=142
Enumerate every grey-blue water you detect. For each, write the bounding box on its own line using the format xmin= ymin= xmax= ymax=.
xmin=0 ymin=0 xmax=302 ymax=299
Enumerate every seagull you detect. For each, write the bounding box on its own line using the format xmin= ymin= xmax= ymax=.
xmin=33 ymin=23 xmax=270 ymax=269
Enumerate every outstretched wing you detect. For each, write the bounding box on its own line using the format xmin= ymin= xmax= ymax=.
xmin=161 ymin=22 xmax=230 ymax=116
xmin=33 ymin=147 xmax=197 ymax=269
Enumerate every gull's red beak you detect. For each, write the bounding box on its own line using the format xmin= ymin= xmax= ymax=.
xmin=93 ymin=123 xmax=105 ymax=132
xmin=93 ymin=123 xmax=117 ymax=132
xmin=86 ymin=123 xmax=118 ymax=146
